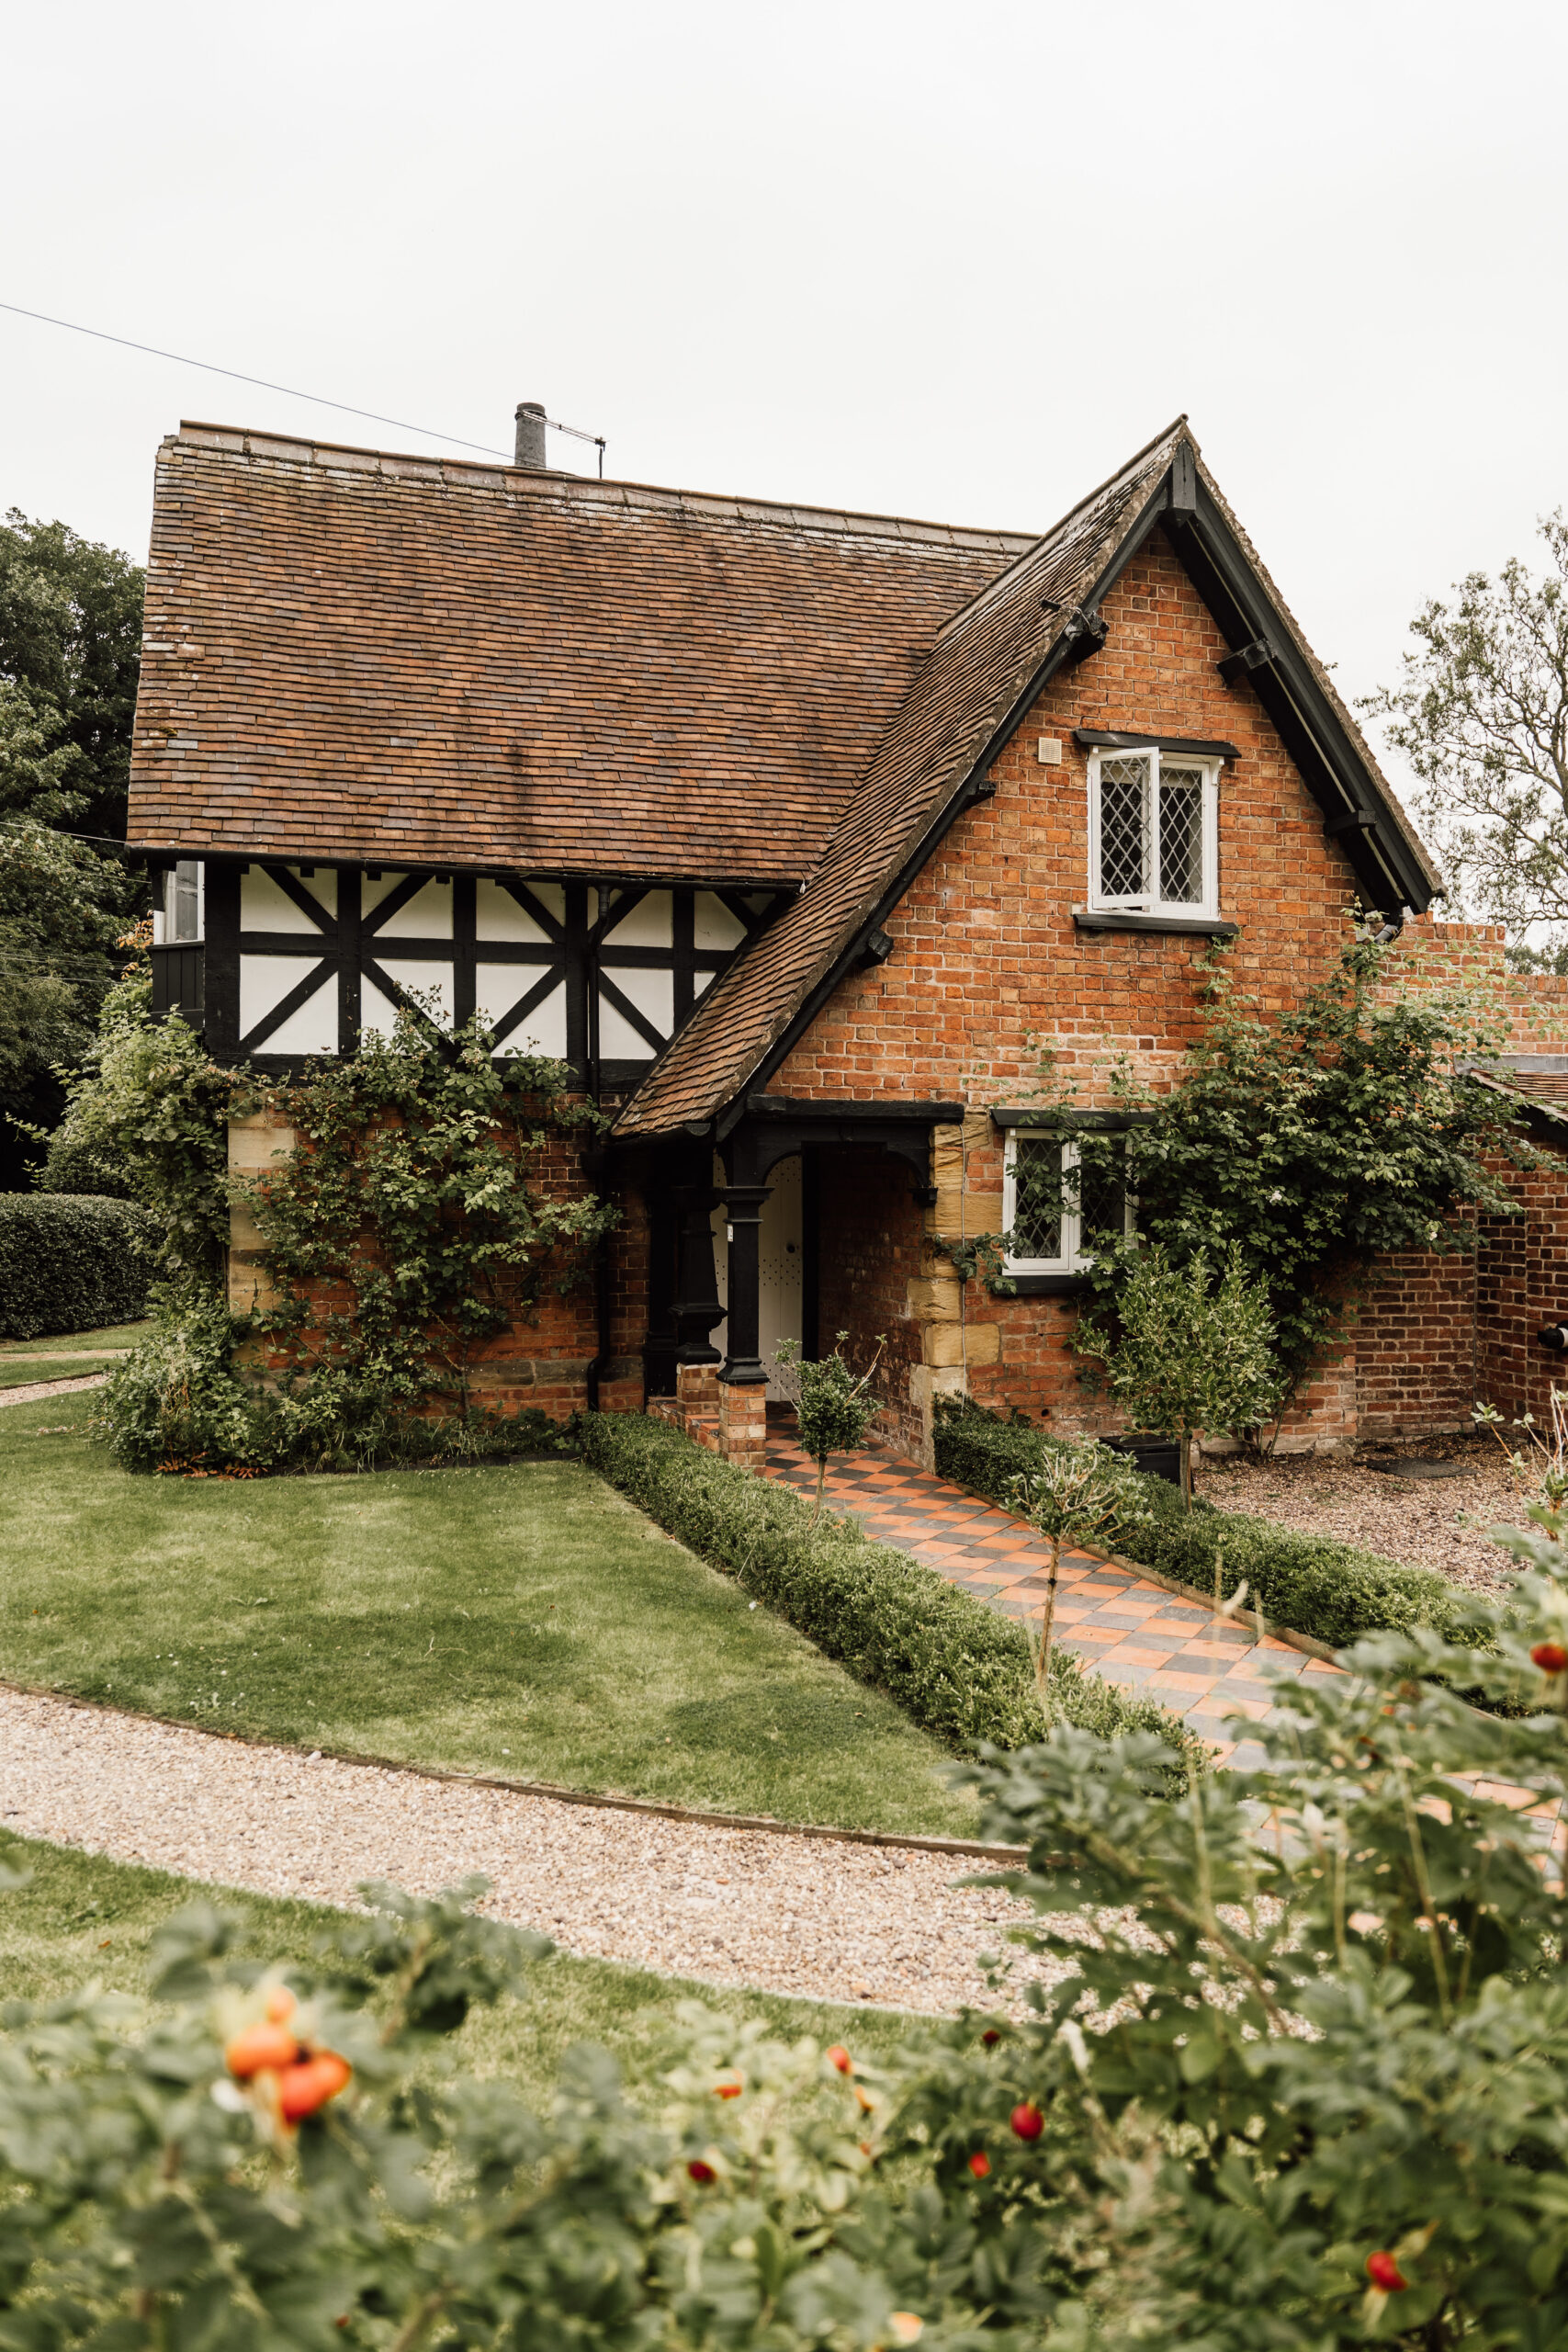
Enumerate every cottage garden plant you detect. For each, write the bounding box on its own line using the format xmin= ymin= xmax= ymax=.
xmin=8 ymin=1502 xmax=1568 ymax=2346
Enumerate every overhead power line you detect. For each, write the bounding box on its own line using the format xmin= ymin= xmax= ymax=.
xmin=0 ymin=299 xmax=606 ymax=470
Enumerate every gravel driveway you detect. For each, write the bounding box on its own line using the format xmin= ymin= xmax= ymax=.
xmin=0 ymin=1689 xmax=1063 ymax=2017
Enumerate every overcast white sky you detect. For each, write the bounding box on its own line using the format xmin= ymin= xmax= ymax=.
xmin=6 ymin=0 xmax=1565 ymax=819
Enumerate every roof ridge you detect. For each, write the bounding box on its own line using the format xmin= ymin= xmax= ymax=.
xmin=927 ymin=414 xmax=1192 ymax=648
xmin=171 ymin=421 xmax=1037 ymax=554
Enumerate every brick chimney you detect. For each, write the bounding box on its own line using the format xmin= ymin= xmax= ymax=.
xmin=513 ymin=401 xmax=547 ymax=470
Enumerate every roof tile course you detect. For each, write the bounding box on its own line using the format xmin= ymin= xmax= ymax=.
xmin=127 ymin=424 xmax=1028 ymax=882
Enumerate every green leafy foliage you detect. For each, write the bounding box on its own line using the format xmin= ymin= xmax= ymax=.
xmin=0 ymin=1191 xmax=159 ymax=1339
xmin=43 ymin=965 xmax=236 ymax=1276
xmin=581 ymin=1411 xmax=1209 ymax=1777
xmin=242 ymin=1015 xmax=614 ymax=1424
xmin=0 ymin=822 xmax=140 ymax=1184
xmin=1363 ymin=510 xmax=1568 ymax=956
xmin=1071 ymin=934 xmax=1529 ymax=1399
xmin=778 ymin=1332 xmax=886 ymax=1521
xmin=878 ymin=1505 xmax=1568 ymax=2346
xmin=0 ymin=505 xmax=145 ymax=838
xmin=935 ymin=1396 xmax=1479 ymax=1658
xmin=1007 ymin=1440 xmax=1154 ymax=1698
xmin=1075 ymin=1243 xmax=1286 ymax=1502
xmin=0 ymin=1870 xmax=1046 ymax=2350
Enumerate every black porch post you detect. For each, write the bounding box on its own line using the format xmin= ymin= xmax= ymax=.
xmin=670 ymin=1137 xmax=724 ymax=1368
xmin=716 ymin=1183 xmax=772 ymax=1387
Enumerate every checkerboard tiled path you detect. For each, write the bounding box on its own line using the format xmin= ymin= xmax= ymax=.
xmin=761 ymin=1432 xmax=1345 ymax=1767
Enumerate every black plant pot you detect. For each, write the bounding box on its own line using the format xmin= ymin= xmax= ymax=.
xmin=1101 ymin=1434 xmax=1183 ymax=1487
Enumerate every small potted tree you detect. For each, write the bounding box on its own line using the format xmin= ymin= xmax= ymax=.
xmin=773 ymin=1332 xmax=885 ymax=1523
xmin=1075 ymin=1242 xmax=1285 ymax=1510
xmin=1010 ymin=1438 xmax=1153 ymax=1705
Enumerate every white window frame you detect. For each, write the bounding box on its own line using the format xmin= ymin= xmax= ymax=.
xmin=1002 ymin=1132 xmax=1133 ymax=1275
xmin=1087 ymin=746 xmax=1220 ymax=917
xmin=154 ymin=860 xmax=205 ymax=945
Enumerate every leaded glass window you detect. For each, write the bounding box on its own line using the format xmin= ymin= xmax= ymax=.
xmin=1089 ymin=748 xmax=1218 ymax=914
xmin=1004 ymin=1135 xmax=1131 ymax=1272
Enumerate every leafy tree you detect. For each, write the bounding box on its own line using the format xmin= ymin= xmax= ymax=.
xmin=776 ymin=1332 xmax=886 ymax=1521
xmin=0 ymin=820 xmax=138 ymax=1185
xmin=0 ymin=506 xmax=145 ymax=839
xmin=1364 ymin=511 xmax=1568 ymax=965
xmin=1008 ymin=1438 xmax=1153 ymax=1694
xmin=1073 ymin=933 xmax=1530 ymax=1407
xmin=1075 ymin=1243 xmax=1286 ymax=1501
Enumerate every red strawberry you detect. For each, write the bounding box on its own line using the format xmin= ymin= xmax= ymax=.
xmin=1531 ymin=1642 xmax=1568 ymax=1674
xmin=967 ymin=2150 xmax=991 ymax=2179
xmin=1010 ymin=2102 xmax=1044 ymax=2141
xmin=981 ymin=2029 xmax=1001 ymax=2046
xmin=687 ymin=2159 xmax=716 ymax=2185
xmin=1366 ymin=2252 xmax=1408 ymax=2292
xmin=826 ymin=2044 xmax=853 ymax=2075
xmin=713 ymin=2071 xmax=743 ymax=2099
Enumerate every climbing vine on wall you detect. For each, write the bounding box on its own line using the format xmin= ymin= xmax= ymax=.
xmin=240 ymin=1016 xmax=614 ymax=1419
xmin=1070 ymin=932 xmax=1536 ymax=1402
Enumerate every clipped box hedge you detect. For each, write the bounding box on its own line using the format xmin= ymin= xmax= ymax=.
xmin=934 ymin=1398 xmax=1482 ymax=1656
xmin=581 ymin=1411 xmax=1208 ymax=1777
xmin=0 ymin=1194 xmax=159 ymax=1340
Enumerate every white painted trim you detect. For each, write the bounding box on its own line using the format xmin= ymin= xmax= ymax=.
xmin=1087 ymin=747 xmax=1220 ymax=918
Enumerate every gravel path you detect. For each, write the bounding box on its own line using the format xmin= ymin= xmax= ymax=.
xmin=0 ymin=1689 xmax=1057 ymax=2016
xmin=1203 ymin=1432 xmax=1530 ymax=1595
xmin=0 ymin=1373 xmax=107 ymax=1408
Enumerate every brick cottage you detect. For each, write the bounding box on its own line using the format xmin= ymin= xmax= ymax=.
xmin=125 ymin=410 xmax=1568 ymax=1464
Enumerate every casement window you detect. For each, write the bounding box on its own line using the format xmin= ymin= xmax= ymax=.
xmin=164 ymin=860 xmax=204 ymax=943
xmin=1002 ymin=1132 xmax=1132 ymax=1275
xmin=1088 ymin=746 xmax=1219 ymax=917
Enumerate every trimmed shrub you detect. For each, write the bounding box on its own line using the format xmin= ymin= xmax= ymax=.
xmin=935 ymin=1396 xmax=1480 ymax=1654
xmin=581 ymin=1411 xmax=1209 ymax=1776
xmin=0 ymin=1193 xmax=158 ymax=1339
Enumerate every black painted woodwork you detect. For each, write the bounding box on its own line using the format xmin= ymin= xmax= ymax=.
xmin=199 ymin=863 xmax=784 ymax=1089
xmin=716 ymin=1182 xmax=772 ymax=1386
xmin=1072 ymin=727 xmax=1241 ymax=760
xmin=149 ymin=943 xmax=205 ymax=1032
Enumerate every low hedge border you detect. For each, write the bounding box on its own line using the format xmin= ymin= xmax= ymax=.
xmin=580 ymin=1412 xmax=1210 ymax=1781
xmin=0 ymin=1196 xmax=160 ymax=1341
xmin=933 ymin=1399 xmax=1484 ymax=1657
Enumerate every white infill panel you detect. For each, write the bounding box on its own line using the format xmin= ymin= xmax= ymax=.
xmin=365 ymin=876 xmax=453 ymax=938
xmin=241 ymin=868 xmax=336 ymax=930
xmin=240 ymin=956 xmax=332 ymax=1044
xmin=259 ymin=984 xmax=340 ymax=1056
xmin=477 ymin=972 xmax=568 ymax=1057
xmin=598 ymin=967 xmax=672 ymax=1057
xmin=694 ymin=892 xmax=745 ymax=949
xmin=476 ymin=880 xmax=553 ymax=943
xmin=373 ymin=960 xmax=455 ymax=1025
xmin=604 ymin=889 xmax=673 ymax=947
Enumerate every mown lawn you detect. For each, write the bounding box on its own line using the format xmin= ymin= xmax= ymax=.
xmin=0 ymin=1357 xmax=112 ymax=1389
xmin=0 ymin=1392 xmax=979 ymax=1838
xmin=0 ymin=1318 xmax=150 ymax=1353
xmin=0 ymin=1836 xmax=912 ymax=2107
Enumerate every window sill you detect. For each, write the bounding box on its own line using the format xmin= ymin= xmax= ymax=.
xmin=1073 ymin=909 xmax=1238 ymax=938
xmin=998 ymin=1272 xmax=1091 ymax=1296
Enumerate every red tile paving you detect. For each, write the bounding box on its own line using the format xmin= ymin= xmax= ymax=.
xmin=761 ymin=1430 xmax=1345 ymax=1768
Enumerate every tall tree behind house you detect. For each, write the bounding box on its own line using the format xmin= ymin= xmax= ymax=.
xmin=0 ymin=510 xmax=145 ymax=1187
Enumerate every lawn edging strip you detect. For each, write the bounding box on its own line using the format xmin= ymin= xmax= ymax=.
xmin=0 ymin=1679 xmax=1029 ymax=1863
xmin=935 ymin=1398 xmax=1484 ymax=1657
xmin=580 ymin=1412 xmax=1210 ymax=1777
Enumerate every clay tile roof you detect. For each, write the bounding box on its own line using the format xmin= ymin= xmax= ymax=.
xmin=125 ymin=424 xmax=1030 ymax=882
xmin=615 ymin=422 xmax=1188 ymax=1136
